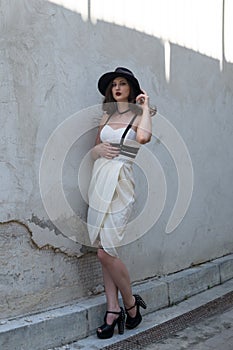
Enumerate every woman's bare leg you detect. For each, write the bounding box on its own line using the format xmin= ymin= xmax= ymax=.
xmin=99 ymin=265 xmax=121 ymax=327
xmin=97 ymin=249 xmax=136 ymax=318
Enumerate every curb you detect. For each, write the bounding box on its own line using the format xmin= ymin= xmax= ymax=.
xmin=0 ymin=254 xmax=233 ymax=350
xmin=102 ymin=287 xmax=233 ymax=350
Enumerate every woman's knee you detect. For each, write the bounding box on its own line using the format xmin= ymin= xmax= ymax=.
xmin=97 ymin=248 xmax=114 ymax=265
xmin=97 ymin=248 xmax=107 ymax=262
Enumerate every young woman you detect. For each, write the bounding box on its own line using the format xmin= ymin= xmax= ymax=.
xmin=87 ymin=67 xmax=152 ymax=339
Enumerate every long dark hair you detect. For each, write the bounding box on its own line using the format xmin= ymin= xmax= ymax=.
xmin=102 ymin=79 xmax=143 ymax=116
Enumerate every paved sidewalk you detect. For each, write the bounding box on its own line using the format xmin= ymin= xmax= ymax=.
xmin=144 ymin=306 xmax=233 ymax=350
xmin=53 ymin=278 xmax=233 ymax=350
xmin=1 ymin=254 xmax=233 ymax=350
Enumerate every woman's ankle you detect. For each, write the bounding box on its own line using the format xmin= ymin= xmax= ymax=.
xmin=124 ymin=295 xmax=135 ymax=310
xmin=107 ymin=305 xmax=121 ymax=312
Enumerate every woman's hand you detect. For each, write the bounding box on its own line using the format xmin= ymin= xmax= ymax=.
xmin=93 ymin=142 xmax=120 ymax=160
xmin=136 ymin=89 xmax=149 ymax=110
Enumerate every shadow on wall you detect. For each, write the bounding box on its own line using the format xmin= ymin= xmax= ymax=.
xmin=0 ymin=0 xmax=233 ymax=321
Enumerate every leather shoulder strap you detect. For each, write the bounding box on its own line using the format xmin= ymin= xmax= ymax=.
xmin=120 ymin=114 xmax=137 ymax=145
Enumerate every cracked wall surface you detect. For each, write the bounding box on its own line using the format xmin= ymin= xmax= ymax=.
xmin=0 ymin=0 xmax=90 ymax=257
xmin=0 ymin=221 xmax=102 ymax=320
xmin=0 ymin=0 xmax=233 ymax=320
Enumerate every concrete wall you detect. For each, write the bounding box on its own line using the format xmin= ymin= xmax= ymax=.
xmin=0 ymin=0 xmax=233 ymax=319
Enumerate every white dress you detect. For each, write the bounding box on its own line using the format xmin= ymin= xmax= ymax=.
xmin=87 ymin=117 xmax=140 ymax=256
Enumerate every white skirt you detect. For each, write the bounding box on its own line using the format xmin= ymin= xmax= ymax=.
xmin=87 ymin=157 xmax=135 ymax=257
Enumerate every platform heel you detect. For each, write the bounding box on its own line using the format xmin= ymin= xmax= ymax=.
xmin=125 ymin=294 xmax=147 ymax=329
xmin=97 ymin=307 xmax=125 ymax=339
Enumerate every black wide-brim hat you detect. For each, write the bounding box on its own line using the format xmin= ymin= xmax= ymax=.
xmin=98 ymin=67 xmax=143 ymax=97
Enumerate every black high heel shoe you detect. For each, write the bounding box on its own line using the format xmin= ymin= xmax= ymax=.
xmin=97 ymin=307 xmax=125 ymax=339
xmin=125 ymin=294 xmax=147 ymax=329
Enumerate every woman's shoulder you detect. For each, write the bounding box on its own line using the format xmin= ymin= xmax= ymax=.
xmin=99 ymin=111 xmax=111 ymax=126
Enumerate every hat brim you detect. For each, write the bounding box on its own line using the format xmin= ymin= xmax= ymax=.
xmin=98 ymin=71 xmax=143 ymax=97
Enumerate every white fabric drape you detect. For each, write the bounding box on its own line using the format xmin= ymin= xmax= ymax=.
xmin=87 ymin=157 xmax=135 ymax=256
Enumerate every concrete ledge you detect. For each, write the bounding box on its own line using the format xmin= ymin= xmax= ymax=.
xmin=57 ymin=278 xmax=233 ymax=350
xmin=161 ymin=261 xmax=220 ymax=304
xmin=0 ymin=305 xmax=87 ymax=350
xmin=212 ymin=254 xmax=233 ymax=283
xmin=0 ymin=254 xmax=233 ymax=350
xmin=77 ymin=279 xmax=168 ymax=333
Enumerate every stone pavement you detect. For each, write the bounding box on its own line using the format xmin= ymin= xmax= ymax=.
xmin=144 ymin=306 xmax=233 ymax=350
xmin=1 ymin=254 xmax=233 ymax=350
xmin=53 ymin=278 xmax=233 ymax=350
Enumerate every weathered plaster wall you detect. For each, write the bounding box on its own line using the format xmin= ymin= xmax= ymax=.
xmin=0 ymin=0 xmax=233 ymax=319
xmin=0 ymin=221 xmax=102 ymax=320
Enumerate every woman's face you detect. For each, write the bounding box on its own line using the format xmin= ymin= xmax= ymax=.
xmin=111 ymin=77 xmax=130 ymax=102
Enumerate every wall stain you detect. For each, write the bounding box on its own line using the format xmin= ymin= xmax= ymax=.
xmin=0 ymin=219 xmax=87 ymax=259
xmin=29 ymin=213 xmax=61 ymax=234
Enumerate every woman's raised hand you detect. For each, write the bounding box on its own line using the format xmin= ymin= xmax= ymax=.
xmin=136 ymin=89 xmax=149 ymax=109
xmin=94 ymin=142 xmax=120 ymax=159
xmin=136 ymin=89 xmax=157 ymax=116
